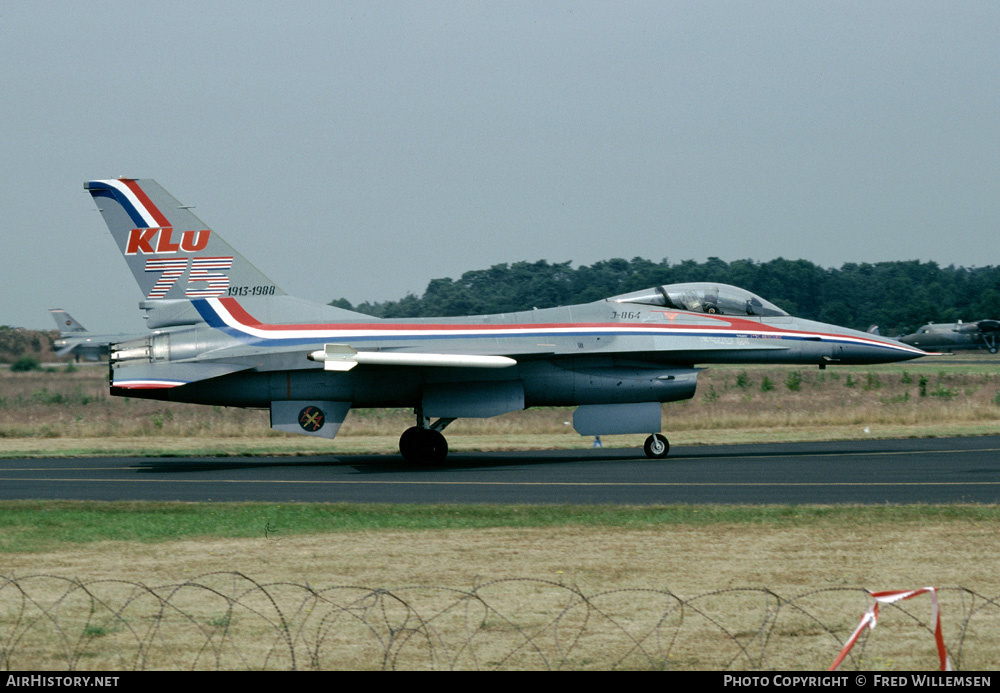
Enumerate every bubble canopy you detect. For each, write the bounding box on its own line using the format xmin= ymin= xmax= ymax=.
xmin=609 ymin=282 xmax=788 ymax=317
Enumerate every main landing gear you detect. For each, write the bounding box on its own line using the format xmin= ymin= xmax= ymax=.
xmin=399 ymin=410 xmax=671 ymax=463
xmin=399 ymin=413 xmax=455 ymax=464
xmin=643 ymin=433 xmax=670 ymax=459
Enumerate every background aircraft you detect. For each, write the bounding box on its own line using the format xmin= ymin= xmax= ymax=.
xmin=49 ymin=309 xmax=137 ymax=362
xmin=85 ymin=178 xmax=927 ymax=463
xmin=899 ymin=320 xmax=1000 ymax=354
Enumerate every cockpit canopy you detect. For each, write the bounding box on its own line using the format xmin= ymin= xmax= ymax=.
xmin=609 ymin=282 xmax=788 ymax=317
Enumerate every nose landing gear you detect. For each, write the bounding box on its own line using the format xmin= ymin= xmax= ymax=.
xmin=644 ymin=433 xmax=670 ymax=459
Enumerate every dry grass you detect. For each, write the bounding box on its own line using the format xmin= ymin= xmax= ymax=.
xmin=3 ymin=522 xmax=998 ymax=670
xmin=12 ymin=522 xmax=996 ymax=596
xmin=1 ymin=361 xmax=998 ymax=456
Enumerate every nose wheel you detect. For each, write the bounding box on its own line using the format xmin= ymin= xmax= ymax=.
xmin=644 ymin=433 xmax=670 ymax=459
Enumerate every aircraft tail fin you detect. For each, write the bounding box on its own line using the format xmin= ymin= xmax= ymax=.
xmin=85 ymin=179 xmax=285 ymax=303
xmin=50 ymin=309 xmax=88 ymax=335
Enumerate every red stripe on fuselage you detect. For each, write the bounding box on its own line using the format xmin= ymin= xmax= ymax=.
xmin=214 ymin=297 xmax=901 ymax=347
xmin=217 ymin=297 xmax=742 ymax=333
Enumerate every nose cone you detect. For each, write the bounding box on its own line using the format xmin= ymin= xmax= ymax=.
xmin=835 ymin=329 xmax=929 ymax=364
xmin=791 ymin=317 xmax=929 ymax=364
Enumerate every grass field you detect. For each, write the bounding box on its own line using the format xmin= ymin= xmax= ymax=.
xmin=2 ymin=503 xmax=998 ymax=671
xmin=1 ymin=357 xmax=998 ymax=456
xmin=1 ymin=359 xmax=998 ymax=670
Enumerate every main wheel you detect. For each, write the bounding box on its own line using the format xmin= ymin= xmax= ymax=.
xmin=399 ymin=427 xmax=449 ymax=464
xmin=399 ymin=426 xmax=422 ymax=461
xmin=643 ymin=433 xmax=670 ymax=459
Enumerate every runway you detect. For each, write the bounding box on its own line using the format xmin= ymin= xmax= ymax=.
xmin=2 ymin=436 xmax=999 ymax=504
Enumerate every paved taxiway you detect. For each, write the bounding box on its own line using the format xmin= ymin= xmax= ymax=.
xmin=1 ymin=436 xmax=999 ymax=504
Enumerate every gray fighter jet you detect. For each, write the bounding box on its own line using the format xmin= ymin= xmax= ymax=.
xmin=900 ymin=320 xmax=1000 ymax=354
xmin=85 ymin=178 xmax=928 ymax=462
xmin=49 ymin=309 xmax=135 ymax=362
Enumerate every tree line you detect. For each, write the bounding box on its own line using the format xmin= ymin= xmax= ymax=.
xmin=330 ymin=257 xmax=1000 ymax=335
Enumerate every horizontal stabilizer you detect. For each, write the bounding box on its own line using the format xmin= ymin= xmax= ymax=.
xmin=111 ymin=361 xmax=253 ymax=391
xmin=307 ymin=344 xmax=517 ymax=371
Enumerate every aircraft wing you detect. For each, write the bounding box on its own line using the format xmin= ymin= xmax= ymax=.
xmin=109 ymin=341 xmax=518 ymax=393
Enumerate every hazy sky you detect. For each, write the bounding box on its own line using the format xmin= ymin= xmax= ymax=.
xmin=3 ymin=1 xmax=998 ymax=332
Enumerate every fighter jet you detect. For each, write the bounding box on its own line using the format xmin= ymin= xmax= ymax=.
xmin=900 ymin=320 xmax=1000 ymax=354
xmin=84 ymin=178 xmax=928 ymax=463
xmin=49 ymin=309 xmax=136 ymax=362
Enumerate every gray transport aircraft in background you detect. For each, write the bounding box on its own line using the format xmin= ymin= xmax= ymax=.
xmin=49 ymin=309 xmax=135 ymax=362
xmin=84 ymin=178 xmax=929 ymax=463
xmin=900 ymin=320 xmax=1000 ymax=354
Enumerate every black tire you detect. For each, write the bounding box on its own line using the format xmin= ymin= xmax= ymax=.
xmin=643 ymin=434 xmax=669 ymax=459
xmin=399 ymin=426 xmax=423 ymax=461
xmin=399 ymin=427 xmax=449 ymax=464
xmin=418 ymin=428 xmax=448 ymax=465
